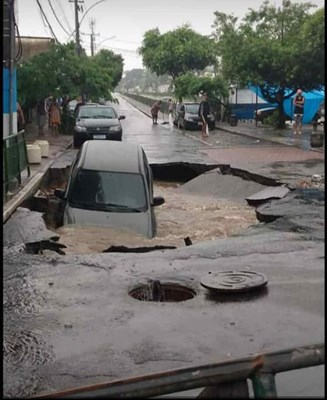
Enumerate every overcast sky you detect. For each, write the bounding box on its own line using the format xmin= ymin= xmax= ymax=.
xmin=17 ymin=0 xmax=324 ymax=72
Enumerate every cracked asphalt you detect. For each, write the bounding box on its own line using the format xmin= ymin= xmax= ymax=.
xmin=3 ymin=95 xmax=325 ymax=398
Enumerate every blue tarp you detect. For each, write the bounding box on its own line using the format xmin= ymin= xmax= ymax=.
xmin=249 ymin=85 xmax=325 ymax=124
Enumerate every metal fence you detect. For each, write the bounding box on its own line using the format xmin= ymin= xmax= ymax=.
xmin=36 ymin=343 xmax=324 ymax=398
xmin=3 ymin=130 xmax=30 ymax=196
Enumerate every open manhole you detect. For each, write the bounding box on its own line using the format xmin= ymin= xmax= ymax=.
xmin=129 ymin=280 xmax=196 ymax=302
xmin=200 ymin=271 xmax=268 ymax=293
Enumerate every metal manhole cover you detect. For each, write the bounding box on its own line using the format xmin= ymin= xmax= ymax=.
xmin=200 ymin=271 xmax=268 ymax=293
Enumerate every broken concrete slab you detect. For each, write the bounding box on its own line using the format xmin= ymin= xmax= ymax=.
xmin=255 ymin=189 xmax=325 ymax=241
xmin=3 ymin=207 xmax=60 ymax=248
xmin=245 ymin=185 xmax=290 ymax=206
xmin=178 ymin=168 xmax=267 ymax=200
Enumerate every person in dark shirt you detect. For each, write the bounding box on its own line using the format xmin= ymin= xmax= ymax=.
xmin=17 ymin=102 xmax=25 ymax=132
xmin=198 ymin=92 xmax=211 ymax=138
xmin=293 ymin=89 xmax=305 ymax=135
xmin=74 ymin=97 xmax=86 ymax=119
xmin=151 ymin=100 xmax=162 ymax=125
xmin=36 ymin=98 xmax=47 ymax=136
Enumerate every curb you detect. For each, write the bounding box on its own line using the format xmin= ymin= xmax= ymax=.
xmin=3 ymin=139 xmax=73 ymax=224
xmin=217 ymin=126 xmax=324 ymax=153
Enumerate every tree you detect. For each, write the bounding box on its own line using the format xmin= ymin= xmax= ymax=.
xmin=174 ymin=73 xmax=228 ymax=100
xmin=17 ymin=42 xmax=124 ymax=107
xmin=212 ymin=0 xmax=325 ymax=128
xmin=139 ymin=24 xmax=217 ymax=81
xmin=93 ymin=49 xmax=124 ymax=88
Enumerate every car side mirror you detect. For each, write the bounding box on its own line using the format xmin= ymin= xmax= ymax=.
xmin=153 ymin=196 xmax=165 ymax=206
xmin=118 ymin=115 xmax=126 ymax=120
xmin=54 ymin=189 xmax=66 ymax=200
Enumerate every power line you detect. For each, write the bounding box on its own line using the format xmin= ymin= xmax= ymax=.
xmin=35 ymin=0 xmax=59 ymax=43
xmin=100 ymin=45 xmax=138 ymax=53
xmin=57 ymin=0 xmax=73 ymax=33
xmin=47 ymin=0 xmax=72 ymax=36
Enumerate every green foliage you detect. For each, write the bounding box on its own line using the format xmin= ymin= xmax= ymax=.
xmin=139 ymin=24 xmax=217 ymax=80
xmin=17 ymin=42 xmax=124 ymax=107
xmin=212 ymin=0 xmax=325 ymax=128
xmin=174 ymin=72 xmax=228 ymax=102
xmin=93 ymin=49 xmax=124 ymax=88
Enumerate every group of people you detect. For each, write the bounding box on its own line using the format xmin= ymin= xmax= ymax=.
xmin=151 ymin=88 xmax=306 ymax=138
xmin=150 ymin=92 xmax=211 ymax=138
xmin=36 ymin=96 xmax=62 ymax=137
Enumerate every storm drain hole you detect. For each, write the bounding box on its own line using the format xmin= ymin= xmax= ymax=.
xmin=129 ymin=281 xmax=196 ymax=302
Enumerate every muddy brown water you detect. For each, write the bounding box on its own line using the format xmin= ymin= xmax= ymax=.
xmin=55 ymin=182 xmax=258 ymax=254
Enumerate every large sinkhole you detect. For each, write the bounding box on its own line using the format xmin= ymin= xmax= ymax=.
xmin=129 ymin=281 xmax=196 ymax=302
xmin=19 ymin=162 xmax=279 ymax=254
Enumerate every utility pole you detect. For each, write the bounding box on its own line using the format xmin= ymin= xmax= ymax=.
xmin=89 ymin=19 xmax=99 ymax=56
xmin=69 ymin=0 xmax=84 ymax=56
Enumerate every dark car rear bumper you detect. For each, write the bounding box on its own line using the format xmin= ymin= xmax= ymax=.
xmin=73 ymin=131 xmax=122 ymax=148
xmin=183 ymin=119 xmax=215 ymax=130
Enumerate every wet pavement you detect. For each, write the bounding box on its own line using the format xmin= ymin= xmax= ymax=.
xmin=3 ymin=94 xmax=325 ymax=398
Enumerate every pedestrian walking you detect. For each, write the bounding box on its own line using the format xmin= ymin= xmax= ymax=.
xmin=168 ymin=99 xmax=175 ymax=132
xmin=198 ymin=92 xmax=211 ymax=138
xmin=293 ymin=89 xmax=305 ymax=135
xmin=151 ymin=100 xmax=162 ymax=125
xmin=49 ymin=98 xmax=61 ymax=136
xmin=36 ymin=98 xmax=47 ymax=136
xmin=45 ymin=96 xmax=53 ymax=128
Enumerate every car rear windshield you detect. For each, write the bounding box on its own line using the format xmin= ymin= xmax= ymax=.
xmin=185 ymin=104 xmax=200 ymax=114
xmin=78 ymin=107 xmax=117 ymax=119
xmin=69 ymin=169 xmax=147 ymax=211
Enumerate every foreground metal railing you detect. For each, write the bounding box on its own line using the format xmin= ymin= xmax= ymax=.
xmin=36 ymin=343 xmax=324 ymax=398
xmin=3 ymin=130 xmax=30 ymax=196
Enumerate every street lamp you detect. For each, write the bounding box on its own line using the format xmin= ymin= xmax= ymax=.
xmin=66 ymin=0 xmax=109 ymax=43
xmin=79 ymin=0 xmax=109 ymax=27
xmin=95 ymin=35 xmax=116 ymax=53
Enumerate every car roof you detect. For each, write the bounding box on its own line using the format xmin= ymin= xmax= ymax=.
xmin=80 ymin=104 xmax=112 ymax=108
xmin=77 ymin=141 xmax=144 ymax=174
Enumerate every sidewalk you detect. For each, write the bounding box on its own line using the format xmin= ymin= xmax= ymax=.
xmin=120 ymin=94 xmax=324 ymax=153
xmin=3 ymin=122 xmax=72 ymax=223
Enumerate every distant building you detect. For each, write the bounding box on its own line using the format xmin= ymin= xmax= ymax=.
xmin=157 ymin=84 xmax=170 ymax=93
xmin=16 ymin=36 xmax=55 ymax=62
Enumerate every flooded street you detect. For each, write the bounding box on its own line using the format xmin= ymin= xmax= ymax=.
xmin=3 ymin=93 xmax=324 ymax=398
xmin=55 ymin=181 xmax=259 ymax=254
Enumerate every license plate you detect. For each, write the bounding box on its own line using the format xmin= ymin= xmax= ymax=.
xmin=93 ymin=134 xmax=106 ymax=139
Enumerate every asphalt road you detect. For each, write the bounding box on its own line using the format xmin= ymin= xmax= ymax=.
xmin=3 ymin=96 xmax=325 ymax=398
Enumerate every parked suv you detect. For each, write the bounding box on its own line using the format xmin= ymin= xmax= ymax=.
xmin=174 ymin=102 xmax=215 ymax=130
xmin=73 ymin=104 xmax=125 ymax=148
xmin=55 ymin=141 xmax=165 ymax=238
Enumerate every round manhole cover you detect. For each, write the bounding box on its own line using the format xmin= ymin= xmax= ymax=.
xmin=200 ymin=271 xmax=268 ymax=293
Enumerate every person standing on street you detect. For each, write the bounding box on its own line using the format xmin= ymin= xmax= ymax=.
xmin=293 ymin=89 xmax=305 ymax=135
xmin=168 ymin=99 xmax=175 ymax=132
xmin=36 ymin=98 xmax=47 ymax=136
xmin=151 ymin=100 xmax=162 ymax=125
xmin=17 ymin=102 xmax=25 ymax=132
xmin=198 ymin=92 xmax=211 ymax=138
xmin=74 ymin=96 xmax=85 ymax=119
xmin=49 ymin=98 xmax=61 ymax=136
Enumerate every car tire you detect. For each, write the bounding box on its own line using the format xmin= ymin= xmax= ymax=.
xmin=182 ymin=120 xmax=189 ymax=130
xmin=73 ymin=136 xmax=82 ymax=149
